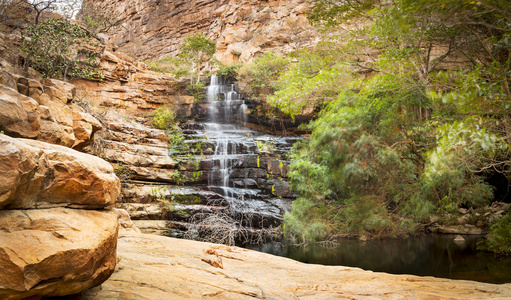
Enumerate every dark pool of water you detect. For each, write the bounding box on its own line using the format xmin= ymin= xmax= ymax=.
xmin=247 ymin=234 xmax=511 ymax=284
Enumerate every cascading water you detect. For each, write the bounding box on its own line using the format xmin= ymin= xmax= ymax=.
xmin=205 ymin=75 xmax=252 ymax=199
xmin=206 ymin=75 xmax=248 ymax=125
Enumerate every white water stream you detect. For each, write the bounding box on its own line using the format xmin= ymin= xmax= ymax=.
xmin=205 ymin=76 xmax=252 ymax=199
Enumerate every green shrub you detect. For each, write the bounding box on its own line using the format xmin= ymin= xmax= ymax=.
xmin=216 ymin=64 xmax=239 ymax=80
xmin=21 ymin=18 xmax=100 ymax=80
xmin=145 ymin=56 xmax=191 ymax=78
xmin=283 ymin=198 xmax=329 ymax=243
xmin=484 ymin=213 xmax=511 ymax=255
xmin=149 ymin=107 xmax=175 ymax=130
xmin=236 ymin=52 xmax=290 ymax=100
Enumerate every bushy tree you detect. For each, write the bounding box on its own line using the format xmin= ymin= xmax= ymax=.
xmin=267 ymin=43 xmax=348 ymax=118
xmin=179 ymin=33 xmax=216 ymax=83
xmin=236 ymin=52 xmax=290 ymax=100
xmin=21 ymin=18 xmax=100 ymax=79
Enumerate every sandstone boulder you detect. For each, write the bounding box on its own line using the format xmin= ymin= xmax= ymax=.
xmin=0 ymin=81 xmax=96 ymax=148
xmin=131 ymin=220 xmax=169 ymax=235
xmin=0 ymin=134 xmax=120 ymax=209
xmin=0 ymin=208 xmax=118 ymax=299
xmin=38 ymin=90 xmax=74 ymax=127
xmin=37 ymin=119 xmax=76 ymax=147
xmin=0 ymin=68 xmax=16 ymax=89
xmin=114 ymin=208 xmax=140 ymax=232
xmin=121 ymin=203 xmax=165 ymax=220
xmin=72 ymin=108 xmax=103 ymax=150
xmin=0 ymin=85 xmax=40 ymax=138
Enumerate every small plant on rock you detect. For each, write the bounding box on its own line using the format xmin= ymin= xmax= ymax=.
xmin=149 ymin=107 xmax=176 ymax=130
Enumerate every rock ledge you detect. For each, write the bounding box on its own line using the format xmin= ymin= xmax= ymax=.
xmin=82 ymin=231 xmax=511 ymax=299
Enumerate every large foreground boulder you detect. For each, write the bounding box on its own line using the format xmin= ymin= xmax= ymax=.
xmin=0 ymin=135 xmax=121 ymax=299
xmin=0 ymin=134 xmax=120 ymax=209
xmin=0 ymin=208 xmax=118 ymax=299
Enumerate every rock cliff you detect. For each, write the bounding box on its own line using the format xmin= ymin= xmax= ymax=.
xmin=2 ymin=13 xmax=508 ymax=299
xmin=83 ymin=0 xmax=317 ymax=64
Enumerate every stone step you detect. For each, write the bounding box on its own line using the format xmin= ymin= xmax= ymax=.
xmin=121 ymin=183 xmax=226 ymax=204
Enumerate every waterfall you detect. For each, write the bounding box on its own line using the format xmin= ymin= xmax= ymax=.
xmin=163 ymin=76 xmax=301 ymax=241
xmin=207 ymin=75 xmax=220 ymax=102
xmin=205 ymin=76 xmax=250 ymax=198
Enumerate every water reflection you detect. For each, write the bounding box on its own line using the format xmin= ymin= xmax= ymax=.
xmin=247 ymin=234 xmax=511 ymax=284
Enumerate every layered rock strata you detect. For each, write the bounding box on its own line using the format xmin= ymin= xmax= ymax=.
xmin=70 ymin=50 xmax=196 ymax=119
xmin=0 ymin=33 xmax=105 ymax=150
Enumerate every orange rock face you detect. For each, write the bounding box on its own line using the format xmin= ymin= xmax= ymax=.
xmin=0 ymin=85 xmax=41 ymax=138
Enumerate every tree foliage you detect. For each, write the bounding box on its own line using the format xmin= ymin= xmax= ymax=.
xmin=236 ymin=52 xmax=290 ymax=100
xmin=280 ymin=0 xmax=511 ymax=243
xmin=484 ymin=212 xmax=511 ymax=255
xmin=267 ymin=43 xmax=350 ymax=118
xmin=178 ymin=33 xmax=216 ymax=84
xmin=21 ymin=18 xmax=100 ymax=80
